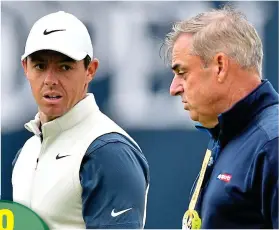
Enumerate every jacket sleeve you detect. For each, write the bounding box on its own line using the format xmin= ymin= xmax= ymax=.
xmin=253 ymin=137 xmax=278 ymax=229
xmin=79 ymin=139 xmax=149 ymax=229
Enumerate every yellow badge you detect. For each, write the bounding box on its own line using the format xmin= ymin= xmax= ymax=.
xmin=182 ymin=210 xmax=201 ymax=229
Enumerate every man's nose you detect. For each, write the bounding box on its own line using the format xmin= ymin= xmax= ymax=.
xmin=44 ymin=69 xmax=58 ymax=86
xmin=170 ymin=77 xmax=184 ymax=96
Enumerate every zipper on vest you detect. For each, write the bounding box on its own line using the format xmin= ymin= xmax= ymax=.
xmin=35 ymin=158 xmax=39 ymax=170
xmin=30 ymin=135 xmax=46 ymax=207
xmin=34 ymin=133 xmax=43 ymax=170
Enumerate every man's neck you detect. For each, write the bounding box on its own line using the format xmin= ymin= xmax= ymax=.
xmin=200 ymin=117 xmax=219 ymax=129
xmin=220 ymin=68 xmax=262 ymax=113
xmin=39 ymin=112 xmax=59 ymax=125
xmin=201 ymin=74 xmax=261 ymax=129
xmin=226 ymin=77 xmax=261 ymax=111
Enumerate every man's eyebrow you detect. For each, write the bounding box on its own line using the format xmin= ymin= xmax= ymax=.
xmin=171 ymin=64 xmax=180 ymax=71
xmin=172 ymin=64 xmax=188 ymax=72
xmin=59 ymin=57 xmax=76 ymax=63
xmin=28 ymin=56 xmax=76 ymax=63
xmin=29 ymin=55 xmax=45 ymax=62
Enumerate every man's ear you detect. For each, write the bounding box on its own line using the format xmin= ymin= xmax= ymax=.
xmin=22 ymin=59 xmax=28 ymax=76
xmin=86 ymin=58 xmax=99 ymax=83
xmin=213 ymin=52 xmax=229 ymax=83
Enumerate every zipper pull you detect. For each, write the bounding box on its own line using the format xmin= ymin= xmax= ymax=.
xmin=35 ymin=158 xmax=39 ymax=170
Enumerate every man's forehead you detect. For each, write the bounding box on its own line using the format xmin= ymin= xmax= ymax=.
xmin=28 ymin=50 xmax=75 ymax=62
xmin=171 ymin=52 xmax=191 ymax=69
xmin=171 ymin=34 xmax=193 ymax=65
xmin=173 ymin=33 xmax=193 ymax=51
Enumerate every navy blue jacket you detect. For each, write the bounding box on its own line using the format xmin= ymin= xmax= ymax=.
xmin=193 ymin=80 xmax=278 ymax=228
xmin=13 ymin=132 xmax=149 ymax=229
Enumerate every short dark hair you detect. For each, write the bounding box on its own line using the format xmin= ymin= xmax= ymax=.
xmin=83 ymin=55 xmax=91 ymax=69
xmin=26 ymin=51 xmax=91 ymax=69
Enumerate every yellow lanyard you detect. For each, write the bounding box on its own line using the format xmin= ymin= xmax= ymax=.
xmin=182 ymin=149 xmax=212 ymax=229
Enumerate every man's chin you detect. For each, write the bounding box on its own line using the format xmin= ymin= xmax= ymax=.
xmin=188 ymin=111 xmax=199 ymax=122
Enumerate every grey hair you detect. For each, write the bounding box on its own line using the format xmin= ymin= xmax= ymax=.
xmin=163 ymin=4 xmax=263 ymax=76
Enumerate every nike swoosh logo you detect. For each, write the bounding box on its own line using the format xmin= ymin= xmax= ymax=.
xmin=111 ymin=208 xmax=132 ymax=217
xmin=43 ymin=29 xmax=66 ymax=35
xmin=56 ymin=153 xmax=70 ymax=160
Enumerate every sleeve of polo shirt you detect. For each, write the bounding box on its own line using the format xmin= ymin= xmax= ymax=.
xmin=257 ymin=138 xmax=278 ymax=229
xmin=79 ymin=139 xmax=149 ymax=229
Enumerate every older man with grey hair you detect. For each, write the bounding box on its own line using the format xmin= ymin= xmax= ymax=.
xmin=164 ymin=5 xmax=278 ymax=229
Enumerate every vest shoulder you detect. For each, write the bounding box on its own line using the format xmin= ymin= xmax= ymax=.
xmin=86 ymin=132 xmax=141 ymax=155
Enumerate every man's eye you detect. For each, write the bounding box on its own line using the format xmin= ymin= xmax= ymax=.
xmin=35 ymin=64 xmax=46 ymax=70
xmin=177 ymin=71 xmax=185 ymax=75
xmin=61 ymin=65 xmax=72 ymax=71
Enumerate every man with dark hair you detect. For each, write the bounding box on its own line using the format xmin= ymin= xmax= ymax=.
xmin=12 ymin=11 xmax=149 ymax=229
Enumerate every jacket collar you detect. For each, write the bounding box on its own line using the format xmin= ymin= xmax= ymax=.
xmin=25 ymin=93 xmax=99 ymax=138
xmin=196 ymin=80 xmax=279 ymax=146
